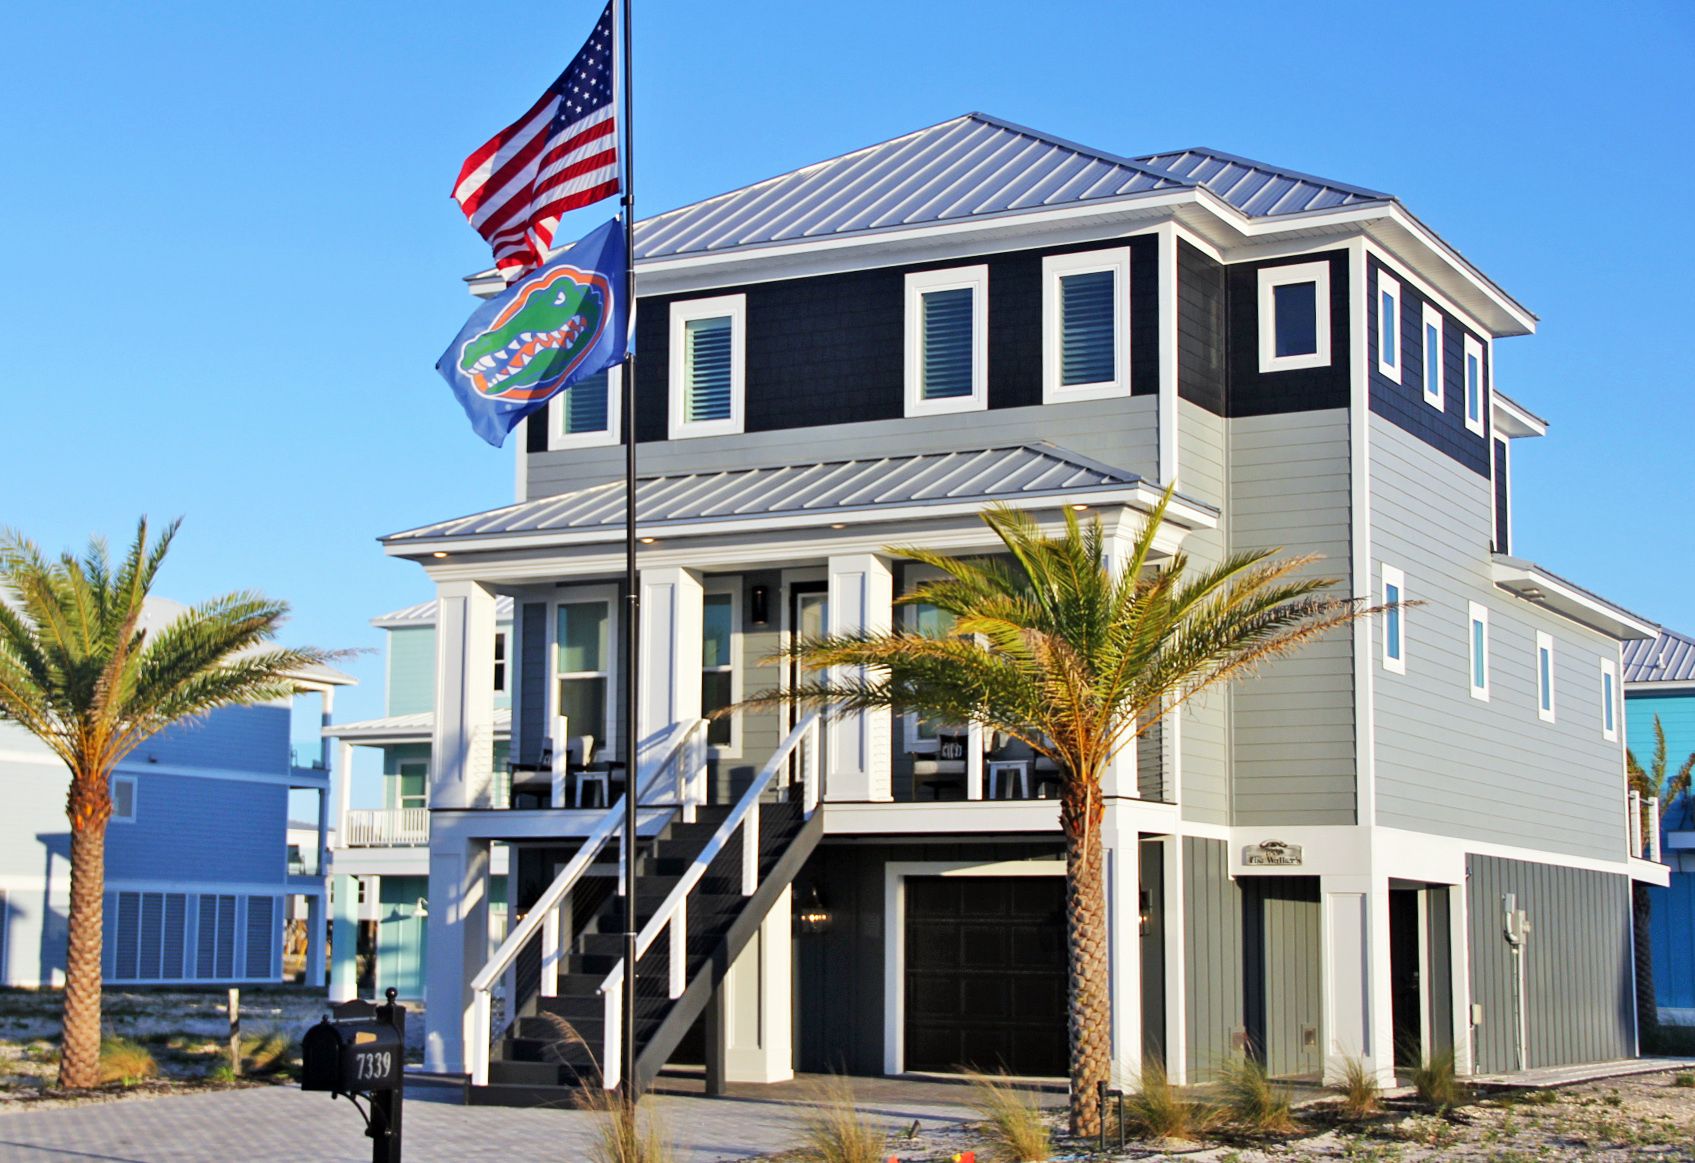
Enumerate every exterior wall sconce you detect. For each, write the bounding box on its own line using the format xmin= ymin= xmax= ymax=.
xmin=796 ymin=884 xmax=832 ymax=934
xmin=1138 ymin=890 xmax=1152 ymax=936
xmin=749 ymin=584 xmax=770 ymax=626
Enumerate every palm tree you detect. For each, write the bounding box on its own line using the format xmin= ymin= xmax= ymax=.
xmin=734 ymin=492 xmax=1378 ymax=1135
xmin=0 ymin=518 xmax=338 ymax=1089
xmin=1627 ymin=713 xmax=1694 ymax=1043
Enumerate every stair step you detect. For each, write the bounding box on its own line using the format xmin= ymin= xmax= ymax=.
xmin=471 ymin=1077 xmax=600 ymax=1106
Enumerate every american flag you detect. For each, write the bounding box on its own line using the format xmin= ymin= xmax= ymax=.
xmin=452 ymin=2 xmax=619 ymax=277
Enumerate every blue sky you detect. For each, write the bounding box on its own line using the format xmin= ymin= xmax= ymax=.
xmin=2 ymin=2 xmax=1691 ymax=798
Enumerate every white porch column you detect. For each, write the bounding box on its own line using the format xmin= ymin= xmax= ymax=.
xmin=423 ymin=835 xmax=493 ymax=1075
xmin=714 ymin=884 xmax=794 ymax=1083
xmin=431 ymin=580 xmax=498 ymax=811
xmin=1100 ymin=525 xmax=1142 ymax=800
xmin=1102 ymin=806 xmax=1143 ymax=1088
xmin=638 ymin=567 xmax=705 ymax=742
xmin=328 ymin=874 xmax=359 ymax=1002
xmin=826 ymin=554 xmax=893 ymax=802
xmin=1321 ymin=874 xmax=1394 ymax=1085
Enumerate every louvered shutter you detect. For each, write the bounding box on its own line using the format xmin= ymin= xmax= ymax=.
xmin=921 ymin=288 xmax=974 ymax=399
xmin=215 ymin=895 xmax=237 ymax=978
xmin=138 ymin=893 xmax=164 ymax=980
xmin=163 ymin=894 xmax=187 ymax=981
xmin=564 ymin=369 xmax=609 ymax=434
xmin=1059 ymin=270 xmax=1115 ymax=386
xmin=245 ymin=896 xmax=275 ymax=978
xmin=114 ymin=892 xmax=140 ymax=980
xmin=684 ymin=316 xmax=733 ymax=421
xmin=196 ymin=895 xmax=218 ymax=977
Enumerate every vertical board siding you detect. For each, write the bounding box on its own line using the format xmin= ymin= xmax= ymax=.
xmin=1241 ymin=877 xmax=1322 ymax=1078
xmin=1371 ymin=416 xmax=1627 ymax=860
xmin=1229 ymin=411 xmax=1355 ymax=825
xmin=1466 ymin=854 xmax=1633 ymax=1071
xmin=516 ymin=602 xmax=548 ymax=766
xmin=1183 ymin=837 xmax=1244 ymax=1079
xmin=1427 ymin=889 xmax=1454 ymax=1056
xmin=1177 ymin=401 xmax=1231 ymax=823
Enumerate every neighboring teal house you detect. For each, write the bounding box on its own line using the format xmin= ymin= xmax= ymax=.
xmin=324 ymin=598 xmax=512 ymax=1001
xmin=1625 ymin=627 xmax=1695 ymax=1023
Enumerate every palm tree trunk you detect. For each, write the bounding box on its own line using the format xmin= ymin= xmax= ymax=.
xmin=60 ymin=780 xmax=108 ymax=1089
xmin=1633 ymin=881 xmax=1657 ymax=1049
xmin=1060 ymin=771 xmax=1111 ymax=1137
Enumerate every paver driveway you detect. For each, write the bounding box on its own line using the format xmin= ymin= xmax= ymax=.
xmin=0 ymin=1084 xmax=976 ymax=1162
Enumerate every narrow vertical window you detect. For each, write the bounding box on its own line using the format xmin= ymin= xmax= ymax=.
xmin=1601 ymin=659 xmax=1618 ymax=741
xmin=1382 ymin=565 xmax=1405 ymax=673
xmin=1257 ymin=261 xmax=1332 ymax=372
xmin=557 ymin=600 xmax=610 ymax=748
xmin=1422 ymin=303 xmax=1444 ymax=409
xmin=1377 ymin=272 xmax=1402 ymax=382
xmin=111 ymin=775 xmax=138 ymax=823
xmin=1042 ymin=248 xmax=1130 ymax=402
xmin=1464 ymin=335 xmax=1486 ymax=435
xmin=1536 ymin=631 xmax=1555 ymax=722
xmin=548 ymin=366 xmax=620 ymax=449
xmin=1468 ymin=602 xmax=1490 ymax=700
xmin=906 ymin=266 xmax=988 ymax=415
xmin=902 ymin=599 xmax=958 ymax=750
xmin=701 ymin=591 xmax=736 ymax=749
xmin=492 ymin=630 xmax=508 ymax=694
xmin=668 ymin=295 xmax=746 ymax=438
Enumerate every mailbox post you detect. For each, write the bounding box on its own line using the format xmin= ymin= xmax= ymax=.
xmin=302 ymin=987 xmax=406 ymax=1163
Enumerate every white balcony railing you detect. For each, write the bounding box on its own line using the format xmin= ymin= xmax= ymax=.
xmin=343 ymin=807 xmax=430 ymax=847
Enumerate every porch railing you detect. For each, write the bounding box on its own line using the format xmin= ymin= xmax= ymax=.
xmin=596 ymin=711 xmax=820 ymax=1091
xmin=343 ymin=807 xmax=430 ymax=847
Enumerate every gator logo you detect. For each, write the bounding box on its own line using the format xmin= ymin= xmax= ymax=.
xmin=456 ymin=264 xmax=613 ymax=402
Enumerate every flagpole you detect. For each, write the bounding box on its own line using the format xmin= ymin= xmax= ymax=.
xmin=618 ymin=0 xmax=640 ymax=1108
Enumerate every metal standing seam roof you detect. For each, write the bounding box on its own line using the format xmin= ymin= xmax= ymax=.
xmin=1625 ymin=627 xmax=1695 ymax=684
xmin=631 ymin=113 xmax=1390 ymax=262
xmin=324 ymin=707 xmax=511 ymax=740
xmin=373 ymin=595 xmax=514 ymax=628
xmin=384 ymin=444 xmax=1148 ymax=545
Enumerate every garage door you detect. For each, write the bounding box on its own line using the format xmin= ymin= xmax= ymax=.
xmin=904 ymin=875 xmax=1066 ymax=1076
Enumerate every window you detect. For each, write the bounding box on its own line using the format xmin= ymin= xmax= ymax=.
xmin=905 ymin=265 xmax=988 ymax=416
xmin=902 ymin=599 xmax=957 ymax=751
xmin=1257 ymin=261 xmax=1331 ymax=372
xmin=1381 ymin=565 xmax=1405 ymax=674
xmin=1463 ymin=335 xmax=1486 ymax=435
xmin=668 ymin=294 xmax=745 ymax=438
xmin=1536 ymin=632 xmax=1556 ymax=722
xmin=1421 ymin=303 xmax=1444 ymax=409
xmin=547 ymin=365 xmax=621 ymax=450
xmin=1468 ymin=602 xmax=1490 ymax=701
xmin=1042 ymin=248 xmax=1130 ymax=402
xmin=493 ymin=630 xmax=508 ymax=694
xmin=1376 ymin=272 xmax=1402 ymax=383
xmin=1601 ymin=658 xmax=1618 ymax=741
xmin=397 ymin=762 xmax=427 ymax=811
xmin=557 ymin=600 xmax=610 ymax=748
xmin=111 ymin=775 xmax=137 ymax=823
xmin=701 ymin=590 xmax=737 ymax=750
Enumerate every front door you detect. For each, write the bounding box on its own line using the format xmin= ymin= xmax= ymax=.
xmin=788 ymin=584 xmax=829 ymax=781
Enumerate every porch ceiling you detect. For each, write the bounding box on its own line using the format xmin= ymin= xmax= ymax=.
xmin=383 ymin=443 xmax=1215 ymax=559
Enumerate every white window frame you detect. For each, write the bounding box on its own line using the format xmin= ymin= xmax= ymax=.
xmin=1377 ymin=272 xmax=1402 ymax=383
xmin=905 ymin=265 xmax=989 ymax=417
xmin=1601 ymin=658 xmax=1619 ymax=741
xmin=668 ymin=294 xmax=746 ymax=439
xmin=396 ymin=760 xmax=429 ymax=811
xmin=701 ymin=579 xmax=742 ymax=758
xmin=1463 ymin=335 xmax=1486 ymax=436
xmin=492 ymin=629 xmax=509 ymax=694
xmin=1536 ymin=631 xmax=1556 ymax=723
xmin=1421 ymin=303 xmax=1445 ymax=410
xmin=1042 ymin=247 xmax=1131 ymax=403
xmin=1257 ymin=260 xmax=1331 ymax=373
xmin=1381 ymin=565 xmax=1406 ymax=674
xmin=111 ymin=774 xmax=137 ymax=823
xmin=900 ymin=567 xmax=955 ymax=753
xmin=546 ymin=364 xmax=622 ymax=451
xmin=1468 ymin=602 xmax=1490 ymax=701
xmin=550 ymin=584 xmax=620 ymax=755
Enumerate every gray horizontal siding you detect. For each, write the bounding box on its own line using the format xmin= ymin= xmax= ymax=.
xmin=1177 ymin=401 xmax=1230 ymax=824
xmin=1369 ymin=416 xmax=1628 ymax=861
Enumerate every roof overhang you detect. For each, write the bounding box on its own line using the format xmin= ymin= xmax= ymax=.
xmin=1490 ymin=556 xmax=1657 ymax=640
xmin=325 ymin=711 xmax=511 ymax=744
xmin=1491 ymin=392 xmax=1549 ymax=439
xmin=1628 ymin=681 xmax=1695 ymax=696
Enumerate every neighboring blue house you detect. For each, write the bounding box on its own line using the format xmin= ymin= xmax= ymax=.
xmin=1625 ymin=627 xmax=1695 ymax=1023
xmin=0 ymin=597 xmax=354 ymax=988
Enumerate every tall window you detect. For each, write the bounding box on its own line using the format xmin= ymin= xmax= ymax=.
xmin=903 ymin=600 xmax=957 ymax=749
xmin=701 ymin=591 xmax=736 ymax=748
xmin=493 ymin=630 xmax=508 ymax=694
xmin=669 ymin=295 xmax=746 ymax=438
xmin=905 ymin=266 xmax=988 ymax=416
xmin=1257 ymin=261 xmax=1331 ymax=373
xmin=1468 ymin=602 xmax=1490 ymax=701
xmin=557 ymin=600 xmax=610 ymax=748
xmin=1043 ymin=248 xmax=1130 ymax=402
xmin=547 ymin=366 xmax=620 ymax=450
xmin=1536 ymin=632 xmax=1556 ymax=722
xmin=111 ymin=775 xmax=137 ymax=823
xmin=1422 ymin=303 xmax=1444 ymax=409
xmin=1382 ymin=565 xmax=1405 ymax=673
xmin=397 ymin=762 xmax=427 ymax=811
xmin=1601 ymin=658 xmax=1619 ymax=741
xmin=1377 ymin=272 xmax=1402 ymax=382
xmin=1464 ymin=335 xmax=1486 ymax=435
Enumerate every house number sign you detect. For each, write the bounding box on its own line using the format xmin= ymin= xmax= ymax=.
xmin=1243 ymin=839 xmax=1304 ymax=867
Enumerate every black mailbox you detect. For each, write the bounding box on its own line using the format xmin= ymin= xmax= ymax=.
xmin=303 ymin=1017 xmax=403 ymax=1093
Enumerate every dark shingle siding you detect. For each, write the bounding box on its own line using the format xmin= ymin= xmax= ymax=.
xmin=1177 ymin=241 xmax=1227 ymax=414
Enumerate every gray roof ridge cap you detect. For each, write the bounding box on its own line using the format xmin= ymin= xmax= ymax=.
xmin=1137 ymin=145 xmax=1392 ymax=201
xmin=963 ymin=113 xmax=1196 ymax=184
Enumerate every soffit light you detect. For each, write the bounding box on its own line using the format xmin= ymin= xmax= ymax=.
xmin=432 ymin=551 xmax=450 ymax=558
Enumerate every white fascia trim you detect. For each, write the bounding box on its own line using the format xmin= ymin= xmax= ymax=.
xmin=1463 ymin=335 xmax=1487 ymax=436
xmin=1257 ymin=260 xmax=1332 ymax=373
xmin=1381 ymin=564 xmax=1406 ymax=674
xmin=1376 ymin=271 xmax=1402 ymax=384
xmin=1627 ymin=679 xmax=1695 ymax=695
xmin=1537 ymin=631 xmax=1557 ymax=723
xmin=1041 ymin=246 xmax=1132 ymax=404
xmin=1488 ymin=561 xmax=1660 ymax=641
xmin=1469 ymin=601 xmax=1491 ymax=702
xmin=1421 ymin=303 xmax=1445 ymax=410
xmin=547 ymin=365 xmax=622 ymax=451
xmin=668 ymin=294 xmax=747 ymax=439
xmin=905 ymin=265 xmax=989 ymax=417
xmin=1492 ymin=394 xmax=1549 ymax=438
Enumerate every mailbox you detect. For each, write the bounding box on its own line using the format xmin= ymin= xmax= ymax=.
xmin=303 ymin=1017 xmax=403 ymax=1093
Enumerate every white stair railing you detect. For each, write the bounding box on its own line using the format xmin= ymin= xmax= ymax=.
xmin=597 ymin=711 xmax=820 ymax=1091
xmin=466 ymin=718 xmax=708 ymax=1087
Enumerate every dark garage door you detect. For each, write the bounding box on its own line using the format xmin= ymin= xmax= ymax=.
xmin=905 ymin=875 xmax=1066 ymax=1076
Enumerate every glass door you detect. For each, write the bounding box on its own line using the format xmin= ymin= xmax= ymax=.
xmin=788 ymin=584 xmax=828 ymax=786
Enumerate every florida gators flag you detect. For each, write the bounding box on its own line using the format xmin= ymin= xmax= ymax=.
xmin=437 ymin=217 xmax=626 ymax=447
